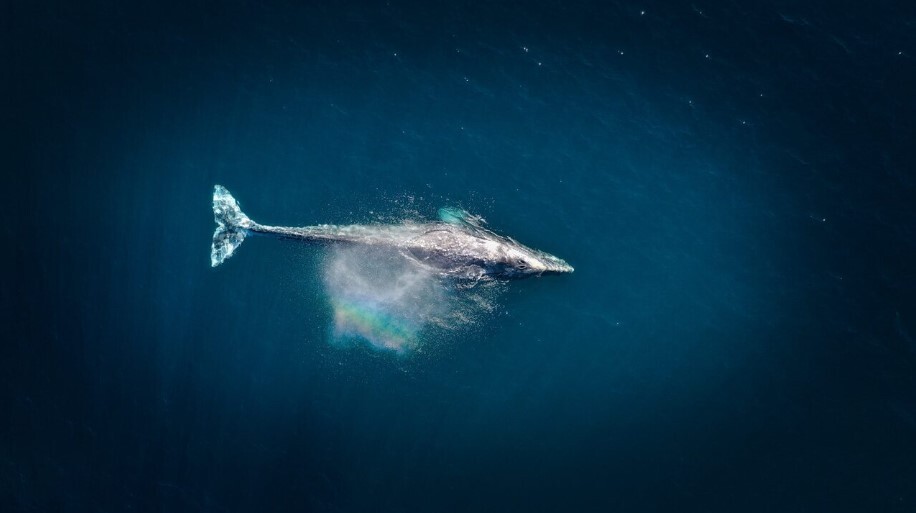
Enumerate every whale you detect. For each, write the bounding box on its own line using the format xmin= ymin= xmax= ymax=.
xmin=210 ymin=185 xmax=573 ymax=281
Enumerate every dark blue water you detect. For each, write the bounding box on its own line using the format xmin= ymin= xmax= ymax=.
xmin=4 ymin=1 xmax=916 ymax=511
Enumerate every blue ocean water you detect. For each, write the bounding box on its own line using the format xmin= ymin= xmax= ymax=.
xmin=4 ymin=1 xmax=916 ymax=511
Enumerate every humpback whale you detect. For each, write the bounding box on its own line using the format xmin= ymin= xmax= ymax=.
xmin=210 ymin=185 xmax=573 ymax=280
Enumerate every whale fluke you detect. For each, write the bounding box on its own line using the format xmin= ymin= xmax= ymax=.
xmin=211 ymin=185 xmax=252 ymax=267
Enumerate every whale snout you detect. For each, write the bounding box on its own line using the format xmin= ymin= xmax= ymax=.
xmin=553 ymin=261 xmax=575 ymax=273
xmin=546 ymin=259 xmax=574 ymax=274
xmin=535 ymin=253 xmax=574 ymax=274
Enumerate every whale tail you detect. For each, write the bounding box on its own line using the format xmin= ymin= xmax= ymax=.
xmin=211 ymin=185 xmax=253 ymax=267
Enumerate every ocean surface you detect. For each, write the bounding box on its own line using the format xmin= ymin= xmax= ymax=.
xmin=4 ymin=1 xmax=916 ymax=511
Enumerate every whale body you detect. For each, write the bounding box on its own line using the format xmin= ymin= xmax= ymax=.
xmin=210 ymin=185 xmax=573 ymax=281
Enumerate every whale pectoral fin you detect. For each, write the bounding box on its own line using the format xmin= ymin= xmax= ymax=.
xmin=438 ymin=207 xmax=467 ymax=224
xmin=437 ymin=207 xmax=486 ymax=228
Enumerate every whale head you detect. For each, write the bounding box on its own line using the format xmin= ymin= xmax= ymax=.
xmin=434 ymin=207 xmax=574 ymax=280
xmin=496 ymin=242 xmax=574 ymax=278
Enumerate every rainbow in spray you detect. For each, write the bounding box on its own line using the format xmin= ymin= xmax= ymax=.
xmin=321 ymin=244 xmax=450 ymax=353
xmin=330 ymin=296 xmax=421 ymax=352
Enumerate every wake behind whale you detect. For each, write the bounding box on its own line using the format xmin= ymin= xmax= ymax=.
xmin=209 ymin=185 xmax=571 ymax=352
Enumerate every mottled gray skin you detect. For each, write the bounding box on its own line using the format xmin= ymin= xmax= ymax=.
xmin=210 ymin=185 xmax=574 ymax=281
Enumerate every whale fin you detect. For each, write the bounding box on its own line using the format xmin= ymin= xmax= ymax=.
xmin=211 ymin=185 xmax=253 ymax=267
xmin=438 ymin=207 xmax=486 ymax=228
